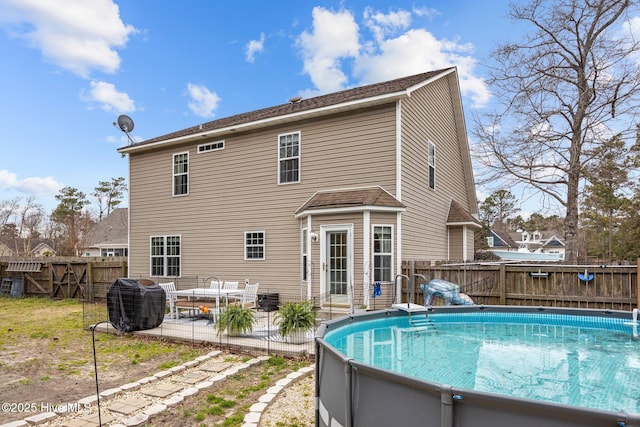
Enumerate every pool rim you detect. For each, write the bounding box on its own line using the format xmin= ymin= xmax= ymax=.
xmin=314 ymin=305 xmax=640 ymax=427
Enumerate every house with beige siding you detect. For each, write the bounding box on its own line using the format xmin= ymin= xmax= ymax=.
xmin=118 ymin=67 xmax=480 ymax=309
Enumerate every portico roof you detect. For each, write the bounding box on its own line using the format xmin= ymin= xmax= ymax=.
xmin=295 ymin=186 xmax=405 ymax=218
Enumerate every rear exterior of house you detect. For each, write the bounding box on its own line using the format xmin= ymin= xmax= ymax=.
xmin=118 ymin=68 xmax=479 ymax=309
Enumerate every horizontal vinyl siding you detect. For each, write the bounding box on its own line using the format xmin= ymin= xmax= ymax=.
xmin=400 ymin=75 xmax=473 ymax=261
xmin=128 ymin=104 xmax=398 ymax=296
xmin=448 ymin=228 xmax=463 ymax=260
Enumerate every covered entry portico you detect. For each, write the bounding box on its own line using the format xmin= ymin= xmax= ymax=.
xmin=295 ymin=187 xmax=406 ymax=311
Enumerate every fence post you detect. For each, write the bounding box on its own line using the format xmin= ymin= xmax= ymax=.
xmin=499 ymin=263 xmax=506 ymax=305
xmin=87 ymin=261 xmax=94 ymax=302
xmin=120 ymin=260 xmax=128 ymax=278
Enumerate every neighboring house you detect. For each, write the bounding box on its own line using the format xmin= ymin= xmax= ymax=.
xmin=83 ymin=208 xmax=129 ymax=257
xmin=485 ymin=229 xmax=518 ymax=250
xmin=0 ymin=239 xmax=56 ymax=257
xmin=30 ymin=242 xmax=56 ymax=257
xmin=118 ymin=68 xmax=480 ymax=308
xmin=487 ymin=229 xmax=565 ymax=261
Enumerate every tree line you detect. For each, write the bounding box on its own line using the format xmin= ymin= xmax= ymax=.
xmin=477 ymin=180 xmax=640 ymax=263
xmin=0 ymin=177 xmax=126 ymax=256
xmin=472 ymin=0 xmax=640 ymax=264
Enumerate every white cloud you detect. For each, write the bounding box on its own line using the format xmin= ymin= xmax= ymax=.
xmin=85 ymin=81 xmax=135 ymax=113
xmin=363 ymin=7 xmax=411 ymax=43
xmin=296 ymin=7 xmax=361 ymax=94
xmin=186 ymin=83 xmax=221 ymax=118
xmin=295 ymin=7 xmax=490 ymax=108
xmin=0 ymin=170 xmax=63 ymax=194
xmin=246 ymin=32 xmax=265 ymax=63
xmin=0 ymin=0 xmax=136 ymax=78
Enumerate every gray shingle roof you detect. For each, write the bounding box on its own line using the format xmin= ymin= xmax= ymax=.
xmin=130 ymin=68 xmax=452 ymax=147
xmin=85 ymin=208 xmax=128 ymax=246
xmin=295 ymin=187 xmax=405 ymax=216
xmin=446 ymin=200 xmax=481 ymax=226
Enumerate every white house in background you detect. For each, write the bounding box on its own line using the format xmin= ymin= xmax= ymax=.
xmin=487 ymin=229 xmax=565 ymax=261
xmin=83 ymin=208 xmax=129 ymax=257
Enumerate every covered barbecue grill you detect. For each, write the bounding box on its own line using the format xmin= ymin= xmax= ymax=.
xmin=107 ymin=278 xmax=165 ymax=331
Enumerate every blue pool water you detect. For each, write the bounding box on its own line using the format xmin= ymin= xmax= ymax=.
xmin=325 ymin=312 xmax=640 ymax=415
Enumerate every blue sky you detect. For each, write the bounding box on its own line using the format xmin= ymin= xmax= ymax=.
xmin=0 ymin=0 xmax=525 ymax=215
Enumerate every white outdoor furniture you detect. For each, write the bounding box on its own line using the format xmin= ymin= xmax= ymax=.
xmin=172 ymin=287 xmax=244 ymax=321
xmin=158 ymin=282 xmax=193 ymax=320
xmin=231 ymin=283 xmax=259 ymax=309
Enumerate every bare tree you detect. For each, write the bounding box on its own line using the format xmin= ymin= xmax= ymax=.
xmin=473 ymin=0 xmax=640 ymax=263
xmin=15 ymin=196 xmax=45 ymax=256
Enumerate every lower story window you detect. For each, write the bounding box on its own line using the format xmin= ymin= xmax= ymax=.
xmin=373 ymin=225 xmax=393 ymax=282
xmin=245 ymin=231 xmax=265 ymax=260
xmin=151 ymin=235 xmax=181 ymax=276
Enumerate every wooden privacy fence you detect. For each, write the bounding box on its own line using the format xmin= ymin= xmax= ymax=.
xmin=0 ymin=257 xmax=128 ymax=299
xmin=402 ymin=260 xmax=639 ymax=311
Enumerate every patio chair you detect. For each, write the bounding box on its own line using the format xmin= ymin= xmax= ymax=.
xmin=159 ymin=282 xmax=178 ymax=319
xmin=232 ymin=283 xmax=259 ymax=309
xmin=159 ymin=282 xmax=194 ymax=319
xmin=222 ymin=281 xmax=239 ymax=290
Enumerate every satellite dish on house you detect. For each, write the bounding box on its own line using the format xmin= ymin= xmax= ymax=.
xmin=114 ymin=115 xmax=135 ymax=144
xmin=117 ymin=115 xmax=134 ymax=133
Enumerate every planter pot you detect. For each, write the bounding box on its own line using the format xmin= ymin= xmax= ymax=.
xmin=226 ymin=327 xmax=251 ymax=337
xmin=286 ymin=329 xmax=311 ymax=344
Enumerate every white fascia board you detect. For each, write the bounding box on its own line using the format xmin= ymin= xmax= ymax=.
xmin=295 ymin=205 xmax=406 ymax=219
xmin=446 ymin=221 xmax=482 ymax=228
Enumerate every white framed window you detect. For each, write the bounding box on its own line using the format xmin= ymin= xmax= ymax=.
xmin=245 ymin=231 xmax=265 ymax=260
xmin=427 ymin=141 xmax=436 ymax=190
xmin=198 ymin=141 xmax=224 ymax=153
xmin=150 ymin=235 xmax=181 ymax=277
xmin=173 ymin=152 xmax=189 ymax=196
xmin=278 ymin=131 xmax=300 ymax=184
xmin=372 ymin=225 xmax=393 ymax=282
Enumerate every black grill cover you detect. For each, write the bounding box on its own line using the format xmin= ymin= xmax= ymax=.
xmin=107 ymin=278 xmax=165 ymax=331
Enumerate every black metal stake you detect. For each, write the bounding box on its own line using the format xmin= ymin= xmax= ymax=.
xmin=90 ymin=321 xmax=109 ymax=427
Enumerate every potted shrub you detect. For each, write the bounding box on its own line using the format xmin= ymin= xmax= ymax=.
xmin=274 ymin=300 xmax=317 ymax=344
xmin=214 ymin=305 xmax=255 ymax=336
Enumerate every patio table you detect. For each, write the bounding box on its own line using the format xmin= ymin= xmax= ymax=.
xmin=171 ymin=288 xmax=243 ymax=320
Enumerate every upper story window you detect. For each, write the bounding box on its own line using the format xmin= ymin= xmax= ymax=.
xmin=278 ymin=132 xmax=300 ymax=184
xmin=151 ymin=235 xmax=181 ymax=277
xmin=427 ymin=141 xmax=436 ymax=190
xmin=373 ymin=225 xmax=393 ymax=282
xmin=173 ymin=152 xmax=189 ymax=196
xmin=198 ymin=141 xmax=224 ymax=153
xmin=245 ymin=231 xmax=265 ymax=260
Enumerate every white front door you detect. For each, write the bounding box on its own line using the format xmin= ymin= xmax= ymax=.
xmin=321 ymin=225 xmax=353 ymax=305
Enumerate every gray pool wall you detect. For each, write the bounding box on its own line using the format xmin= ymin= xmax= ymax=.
xmin=314 ymin=305 xmax=640 ymax=427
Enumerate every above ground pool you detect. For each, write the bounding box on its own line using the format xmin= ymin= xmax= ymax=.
xmin=315 ymin=306 xmax=640 ymax=427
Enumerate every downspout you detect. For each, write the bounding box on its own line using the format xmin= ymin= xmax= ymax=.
xmin=463 ymin=224 xmax=468 ymax=261
xmin=396 ymin=99 xmax=403 ymax=282
xmin=307 ymin=215 xmax=313 ymax=300
xmin=363 ymin=210 xmax=371 ymax=309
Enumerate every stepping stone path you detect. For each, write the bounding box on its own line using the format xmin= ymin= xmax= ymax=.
xmin=0 ymin=351 xmax=314 ymax=427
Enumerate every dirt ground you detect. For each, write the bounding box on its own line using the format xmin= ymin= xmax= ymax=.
xmin=0 ymin=335 xmax=204 ymax=424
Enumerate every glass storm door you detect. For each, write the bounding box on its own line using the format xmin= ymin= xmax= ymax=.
xmin=325 ymin=229 xmax=349 ymax=304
